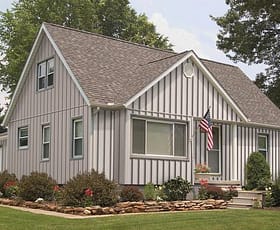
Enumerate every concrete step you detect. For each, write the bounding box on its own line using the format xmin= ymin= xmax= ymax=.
xmin=232 ymin=197 xmax=256 ymax=205
xmin=227 ymin=202 xmax=252 ymax=210
xmin=237 ymin=191 xmax=264 ymax=199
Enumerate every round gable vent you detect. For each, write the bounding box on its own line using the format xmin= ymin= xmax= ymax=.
xmin=183 ymin=61 xmax=194 ymax=78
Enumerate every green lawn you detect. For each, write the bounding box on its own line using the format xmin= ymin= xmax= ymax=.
xmin=0 ymin=206 xmax=280 ymax=230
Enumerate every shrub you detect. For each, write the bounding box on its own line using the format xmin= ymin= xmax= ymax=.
xmin=62 ymin=170 xmax=118 ymax=207
xmin=143 ymin=183 xmax=156 ymax=201
xmin=120 ymin=186 xmax=143 ymax=202
xmin=0 ymin=170 xmax=17 ymax=195
xmin=245 ymin=152 xmax=271 ymax=190
xmin=271 ymin=177 xmax=280 ymax=206
xmin=199 ymin=184 xmax=238 ymax=201
xmin=18 ymin=172 xmax=56 ymax=201
xmin=3 ymin=181 xmax=19 ymax=198
xmin=163 ymin=177 xmax=192 ymax=201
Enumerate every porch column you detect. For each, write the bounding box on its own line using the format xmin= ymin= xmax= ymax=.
xmin=231 ymin=124 xmax=238 ymax=180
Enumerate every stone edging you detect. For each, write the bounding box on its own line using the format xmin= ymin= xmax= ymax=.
xmin=0 ymin=198 xmax=227 ymax=216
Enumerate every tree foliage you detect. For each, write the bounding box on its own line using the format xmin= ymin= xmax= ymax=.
xmin=212 ymin=0 xmax=280 ymax=107
xmin=0 ymin=0 xmax=172 ymax=95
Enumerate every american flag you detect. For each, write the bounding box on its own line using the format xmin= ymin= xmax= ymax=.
xmin=199 ymin=109 xmax=213 ymax=151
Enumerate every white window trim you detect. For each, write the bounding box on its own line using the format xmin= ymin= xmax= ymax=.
xmin=18 ymin=126 xmax=29 ymax=150
xmin=72 ymin=118 xmax=83 ymax=159
xmin=42 ymin=125 xmax=50 ymax=161
xmin=131 ymin=117 xmax=188 ymax=159
xmin=206 ymin=126 xmax=221 ymax=174
xmin=257 ymin=134 xmax=268 ymax=160
xmin=37 ymin=57 xmax=54 ymax=91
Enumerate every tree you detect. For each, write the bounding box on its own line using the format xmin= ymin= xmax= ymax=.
xmin=211 ymin=0 xmax=280 ymax=107
xmin=0 ymin=0 xmax=172 ymax=95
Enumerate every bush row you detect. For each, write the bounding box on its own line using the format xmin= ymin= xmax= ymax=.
xmin=0 ymin=170 xmax=193 ymax=207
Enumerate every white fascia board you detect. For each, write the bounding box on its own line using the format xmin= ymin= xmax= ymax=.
xmin=124 ymin=51 xmax=248 ymax=122
xmin=42 ymin=24 xmax=90 ymax=106
xmin=3 ymin=26 xmax=45 ymax=126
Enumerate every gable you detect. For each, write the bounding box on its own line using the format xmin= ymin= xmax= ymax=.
xmin=3 ymin=24 xmax=90 ymax=125
xmin=7 ymin=32 xmax=88 ymax=123
xmin=127 ymin=57 xmax=242 ymax=122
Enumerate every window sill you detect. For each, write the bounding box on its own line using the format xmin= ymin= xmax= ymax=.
xmin=40 ymin=159 xmax=50 ymax=162
xmin=19 ymin=146 xmax=28 ymax=150
xmin=130 ymin=154 xmax=189 ymax=162
xmin=71 ymin=156 xmax=84 ymax=160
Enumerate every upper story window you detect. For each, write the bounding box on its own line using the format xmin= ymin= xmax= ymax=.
xmin=132 ymin=118 xmax=187 ymax=157
xmin=18 ymin=127 xmax=28 ymax=149
xmin=37 ymin=58 xmax=54 ymax=91
xmin=258 ymin=134 xmax=268 ymax=160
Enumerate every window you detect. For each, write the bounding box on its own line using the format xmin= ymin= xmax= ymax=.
xmin=37 ymin=58 xmax=54 ymax=90
xmin=42 ymin=125 xmax=50 ymax=160
xmin=18 ymin=127 xmax=28 ymax=149
xmin=132 ymin=118 xmax=186 ymax=157
xmin=72 ymin=118 xmax=83 ymax=158
xmin=207 ymin=127 xmax=220 ymax=173
xmin=258 ymin=134 xmax=268 ymax=160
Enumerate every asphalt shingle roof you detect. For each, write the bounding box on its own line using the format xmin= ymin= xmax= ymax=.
xmin=45 ymin=23 xmax=280 ymax=127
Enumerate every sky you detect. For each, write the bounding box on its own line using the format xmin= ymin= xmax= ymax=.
xmin=0 ymin=0 xmax=266 ymax=107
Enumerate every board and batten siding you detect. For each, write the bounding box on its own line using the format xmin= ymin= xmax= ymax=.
xmin=236 ymin=126 xmax=280 ymax=184
xmin=0 ymin=136 xmax=8 ymax=172
xmin=122 ymin=60 xmax=242 ymax=185
xmin=7 ymin=33 xmax=90 ymax=184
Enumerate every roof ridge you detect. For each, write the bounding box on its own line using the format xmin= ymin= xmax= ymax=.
xmin=43 ymin=22 xmax=175 ymax=55
xmin=141 ymin=51 xmax=189 ymax=66
xmin=200 ymin=57 xmax=239 ymax=69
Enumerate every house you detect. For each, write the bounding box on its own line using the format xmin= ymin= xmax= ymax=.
xmin=1 ymin=23 xmax=280 ymax=186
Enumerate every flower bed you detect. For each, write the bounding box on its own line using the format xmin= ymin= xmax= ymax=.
xmin=0 ymin=198 xmax=228 ymax=216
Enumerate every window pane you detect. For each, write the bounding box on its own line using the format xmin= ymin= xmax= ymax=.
xmin=20 ymin=128 xmax=28 ymax=137
xmin=47 ymin=73 xmax=54 ymax=87
xmin=147 ymin=122 xmax=172 ymax=155
xmin=43 ymin=127 xmax=50 ymax=142
xmin=43 ymin=143 xmax=49 ymax=159
xmin=74 ymin=139 xmax=83 ymax=156
xmin=75 ymin=120 xmax=83 ymax=138
xmin=212 ymin=127 xmax=219 ymax=149
xmin=20 ymin=138 xmax=28 ymax=147
xmin=258 ymin=136 xmax=267 ymax=149
xmin=47 ymin=59 xmax=54 ymax=73
xmin=132 ymin=119 xmax=145 ymax=154
xmin=174 ymin=124 xmax=185 ymax=156
xmin=208 ymin=150 xmax=219 ymax=173
xmin=38 ymin=77 xmax=45 ymax=89
xmin=38 ymin=62 xmax=46 ymax=77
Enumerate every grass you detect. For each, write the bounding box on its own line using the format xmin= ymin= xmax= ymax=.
xmin=0 ymin=206 xmax=280 ymax=230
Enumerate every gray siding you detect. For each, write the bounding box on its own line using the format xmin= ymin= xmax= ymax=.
xmin=7 ymin=34 xmax=90 ymax=183
xmin=123 ymin=61 xmax=242 ymax=185
xmin=129 ymin=63 xmax=241 ymax=122
xmin=0 ymin=136 xmax=8 ymax=172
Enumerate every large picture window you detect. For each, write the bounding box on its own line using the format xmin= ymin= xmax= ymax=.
xmin=42 ymin=125 xmax=50 ymax=160
xmin=207 ymin=127 xmax=220 ymax=173
xmin=72 ymin=118 xmax=83 ymax=158
xmin=37 ymin=58 xmax=54 ymax=90
xmin=258 ymin=134 xmax=268 ymax=160
xmin=132 ymin=118 xmax=186 ymax=157
xmin=18 ymin=127 xmax=28 ymax=149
